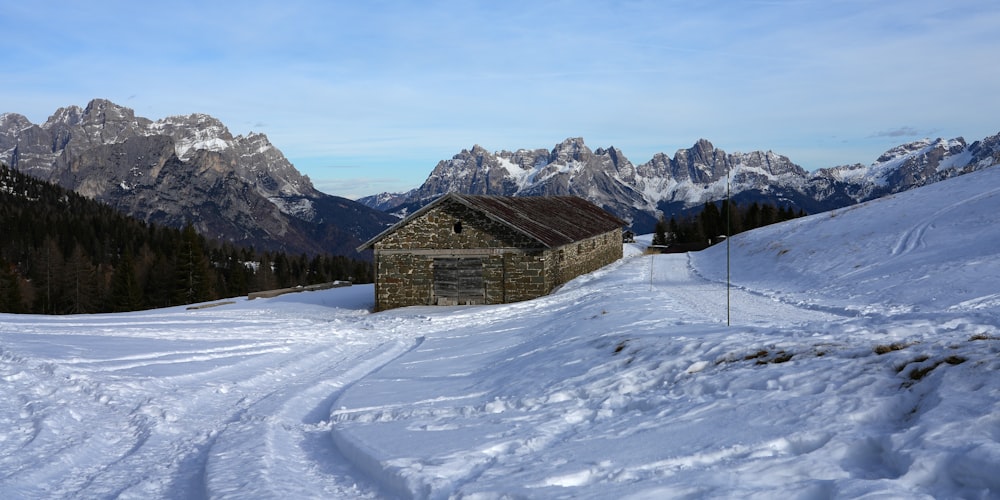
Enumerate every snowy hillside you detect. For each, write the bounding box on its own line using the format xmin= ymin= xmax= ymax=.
xmin=2 ymin=167 xmax=1000 ymax=498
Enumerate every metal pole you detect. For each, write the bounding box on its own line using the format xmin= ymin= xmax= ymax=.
xmin=727 ymin=165 xmax=731 ymax=326
xmin=650 ymin=252 xmax=654 ymax=291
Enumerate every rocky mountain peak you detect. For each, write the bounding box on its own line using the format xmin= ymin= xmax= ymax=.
xmin=44 ymin=105 xmax=84 ymax=128
xmin=1 ymin=99 xmax=397 ymax=256
xmin=693 ymin=138 xmax=715 ymax=153
xmin=969 ymin=133 xmax=1000 ymax=166
xmin=359 ymin=132 xmax=1000 ymax=234
xmin=877 ymin=138 xmax=933 ymax=163
xmin=0 ymin=113 xmax=33 ymax=134
xmin=83 ymin=98 xmax=130 ymax=121
xmin=549 ymin=137 xmax=590 ymax=163
xmin=467 ymin=144 xmax=490 ymax=156
xmin=875 ymin=137 xmax=966 ymax=164
xmin=151 ymin=113 xmax=235 ymax=159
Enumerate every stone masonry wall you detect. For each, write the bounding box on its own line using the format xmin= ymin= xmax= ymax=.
xmin=372 ymin=200 xmax=622 ymax=311
xmin=373 ymin=201 xmax=542 ymax=311
xmin=374 ymin=252 xmax=434 ymax=311
xmin=501 ymin=250 xmax=551 ymax=303
xmin=554 ymin=229 xmax=623 ymax=286
xmin=376 ymin=201 xmax=537 ymax=251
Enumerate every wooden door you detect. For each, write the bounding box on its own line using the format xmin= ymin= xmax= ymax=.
xmin=433 ymin=258 xmax=484 ymax=305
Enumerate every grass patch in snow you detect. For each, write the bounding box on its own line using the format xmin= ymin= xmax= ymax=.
xmin=873 ymin=342 xmax=915 ymax=355
xmin=905 ymin=355 xmax=967 ymax=382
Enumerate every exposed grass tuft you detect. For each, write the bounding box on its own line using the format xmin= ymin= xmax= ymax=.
xmin=874 ymin=342 xmax=911 ymax=355
xmin=613 ymin=340 xmax=628 ymax=355
xmin=944 ymin=355 xmax=967 ymax=365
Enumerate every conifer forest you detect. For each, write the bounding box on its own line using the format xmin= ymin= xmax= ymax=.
xmin=0 ymin=164 xmax=371 ymax=314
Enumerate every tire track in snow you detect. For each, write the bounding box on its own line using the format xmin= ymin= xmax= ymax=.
xmin=205 ymin=336 xmax=425 ymax=499
xmin=0 ymin=325 xmax=364 ymax=499
xmin=0 ymin=346 xmax=150 ymax=498
xmin=66 ymin=344 xmax=293 ymax=373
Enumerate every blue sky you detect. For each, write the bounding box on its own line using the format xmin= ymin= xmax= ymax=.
xmin=3 ymin=1 xmax=999 ymax=199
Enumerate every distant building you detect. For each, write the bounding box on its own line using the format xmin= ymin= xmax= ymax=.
xmin=357 ymin=193 xmax=626 ymax=311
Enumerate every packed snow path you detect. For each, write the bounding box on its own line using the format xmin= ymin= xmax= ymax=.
xmin=3 ymin=166 xmax=1000 ymax=498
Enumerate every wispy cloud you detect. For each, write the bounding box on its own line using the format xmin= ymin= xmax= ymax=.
xmin=871 ymin=127 xmax=935 ymax=139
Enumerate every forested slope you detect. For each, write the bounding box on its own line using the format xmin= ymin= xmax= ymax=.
xmin=0 ymin=164 xmax=370 ymax=314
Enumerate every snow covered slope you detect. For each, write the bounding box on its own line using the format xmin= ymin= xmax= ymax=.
xmin=2 ymin=166 xmax=999 ymax=498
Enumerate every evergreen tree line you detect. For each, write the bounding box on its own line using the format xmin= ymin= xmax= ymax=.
xmin=652 ymin=200 xmax=807 ymax=248
xmin=0 ymin=164 xmax=371 ymax=314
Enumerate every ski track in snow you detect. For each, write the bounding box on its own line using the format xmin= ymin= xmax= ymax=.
xmin=891 ymin=185 xmax=1000 ymax=257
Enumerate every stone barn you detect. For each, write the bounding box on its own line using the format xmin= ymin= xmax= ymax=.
xmin=357 ymin=193 xmax=626 ymax=311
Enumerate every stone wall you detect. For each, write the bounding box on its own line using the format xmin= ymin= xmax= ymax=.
xmin=374 ymin=253 xmax=435 ymax=311
xmin=375 ymin=201 xmax=537 ymax=251
xmin=372 ymin=200 xmax=622 ymax=311
xmin=554 ymin=229 xmax=623 ymax=285
xmin=501 ymin=251 xmax=551 ymax=303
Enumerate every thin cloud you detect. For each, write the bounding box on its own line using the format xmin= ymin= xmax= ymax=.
xmin=871 ymin=127 xmax=934 ymax=139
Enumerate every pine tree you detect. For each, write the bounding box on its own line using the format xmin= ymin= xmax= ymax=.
xmin=652 ymin=217 xmax=669 ymax=246
xmin=0 ymin=257 xmax=23 ymax=313
xmin=759 ymin=204 xmax=776 ymax=227
xmin=62 ymin=244 xmax=97 ymax=313
xmin=111 ymin=249 xmax=143 ymax=312
xmin=174 ymin=224 xmax=212 ymax=304
xmin=255 ymin=252 xmax=277 ymax=291
xmin=30 ymin=237 xmax=64 ymax=314
xmin=699 ymin=202 xmax=723 ymax=243
xmin=668 ymin=217 xmax=681 ymax=243
xmin=743 ymin=202 xmax=761 ymax=230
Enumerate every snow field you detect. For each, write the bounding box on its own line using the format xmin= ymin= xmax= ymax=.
xmin=2 ymin=166 xmax=1000 ymax=498
xmin=327 ymin=167 xmax=1000 ymax=498
xmin=327 ymin=250 xmax=1000 ymax=498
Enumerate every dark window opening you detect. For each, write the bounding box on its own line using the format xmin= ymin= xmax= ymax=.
xmin=453 ymin=221 xmax=462 ymax=234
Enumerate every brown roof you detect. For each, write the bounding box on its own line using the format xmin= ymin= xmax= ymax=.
xmin=357 ymin=193 xmax=627 ymax=251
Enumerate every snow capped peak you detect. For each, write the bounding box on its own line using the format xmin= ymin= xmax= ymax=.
xmin=368 ymin=133 xmax=1000 ymax=234
xmin=878 ymin=137 xmax=930 ymax=159
xmin=149 ymin=113 xmax=235 ymax=159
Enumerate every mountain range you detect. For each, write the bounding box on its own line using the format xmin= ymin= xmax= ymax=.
xmin=0 ymin=99 xmax=395 ymax=257
xmin=359 ymin=134 xmax=1000 ymax=233
xmin=4 ymin=99 xmax=998 ymax=250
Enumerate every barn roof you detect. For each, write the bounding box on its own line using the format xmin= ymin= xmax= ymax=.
xmin=357 ymin=193 xmax=627 ymax=251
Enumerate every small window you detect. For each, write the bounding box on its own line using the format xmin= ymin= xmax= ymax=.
xmin=453 ymin=221 xmax=462 ymax=234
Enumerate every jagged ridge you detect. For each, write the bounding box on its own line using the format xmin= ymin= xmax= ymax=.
xmin=0 ymin=99 xmax=396 ymax=257
xmin=359 ymin=134 xmax=1000 ymax=233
